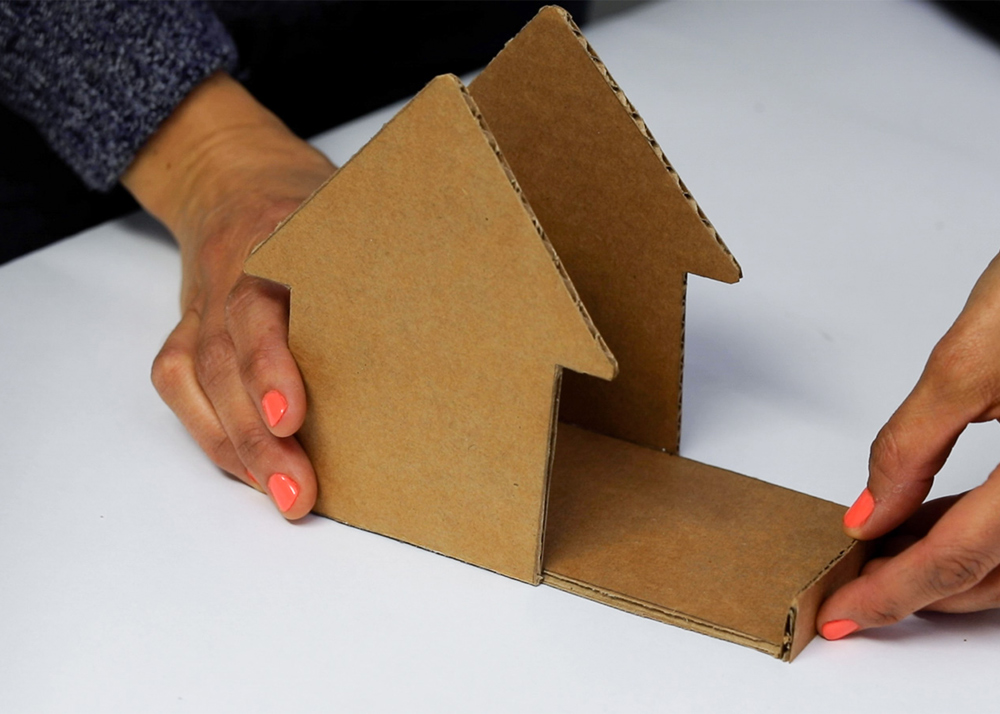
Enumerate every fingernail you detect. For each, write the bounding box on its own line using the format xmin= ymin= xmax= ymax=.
xmin=244 ymin=469 xmax=258 ymax=486
xmin=268 ymin=473 xmax=299 ymax=513
xmin=820 ymin=619 xmax=860 ymax=640
xmin=844 ymin=488 xmax=875 ymax=529
xmin=262 ymin=390 xmax=288 ymax=428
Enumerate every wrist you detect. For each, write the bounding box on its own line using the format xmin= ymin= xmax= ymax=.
xmin=121 ymin=72 xmax=330 ymax=248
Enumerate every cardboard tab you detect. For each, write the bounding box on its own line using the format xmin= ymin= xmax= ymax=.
xmin=246 ymin=74 xmax=615 ymax=583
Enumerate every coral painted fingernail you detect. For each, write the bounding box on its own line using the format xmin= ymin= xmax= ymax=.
xmin=268 ymin=473 xmax=299 ymax=513
xmin=262 ymin=390 xmax=288 ymax=428
xmin=244 ymin=469 xmax=258 ymax=486
xmin=821 ymin=619 xmax=860 ymax=640
xmin=844 ymin=488 xmax=875 ymax=529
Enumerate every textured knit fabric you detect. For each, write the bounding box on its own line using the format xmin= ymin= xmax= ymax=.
xmin=0 ymin=0 xmax=237 ymax=191
xmin=0 ymin=0 xmax=588 ymax=264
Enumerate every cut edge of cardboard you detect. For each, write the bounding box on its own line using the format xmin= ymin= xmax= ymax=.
xmin=544 ymin=538 xmax=866 ymax=662
xmin=549 ymin=5 xmax=742 ymax=284
xmin=542 ymin=572 xmax=783 ymax=658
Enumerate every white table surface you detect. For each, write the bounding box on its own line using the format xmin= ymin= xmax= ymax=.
xmin=4 ymin=2 xmax=1000 ymax=711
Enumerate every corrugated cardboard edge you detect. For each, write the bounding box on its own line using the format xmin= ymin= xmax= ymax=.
xmin=783 ymin=539 xmax=867 ymax=661
xmin=544 ymin=539 xmax=867 ymax=661
xmin=542 ymin=571 xmax=782 ymax=657
xmin=549 ymin=2 xmax=739 ymax=456
xmin=547 ymin=5 xmax=741 ymax=282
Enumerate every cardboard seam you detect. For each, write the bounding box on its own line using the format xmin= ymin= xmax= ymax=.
xmin=674 ymin=273 xmax=688 ymax=454
xmin=781 ymin=605 xmax=797 ymax=662
xmin=327 ymin=510 xmax=541 ymax=584
xmin=537 ymin=367 xmax=565 ymax=582
xmin=792 ymin=541 xmax=858 ymax=601
xmin=552 ymin=6 xmax=741 ymax=280
xmin=456 ymin=81 xmax=618 ymax=377
xmin=543 ymin=571 xmax=781 ymax=657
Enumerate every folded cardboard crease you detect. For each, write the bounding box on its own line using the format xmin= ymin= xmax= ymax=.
xmin=245 ymin=6 xmax=860 ymax=661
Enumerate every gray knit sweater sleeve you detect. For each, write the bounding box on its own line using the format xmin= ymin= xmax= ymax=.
xmin=0 ymin=0 xmax=238 ymax=191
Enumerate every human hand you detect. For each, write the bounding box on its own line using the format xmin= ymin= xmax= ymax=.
xmin=122 ymin=72 xmax=337 ymax=519
xmin=817 ymin=251 xmax=1000 ymax=639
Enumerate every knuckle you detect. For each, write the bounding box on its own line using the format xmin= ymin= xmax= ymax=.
xmin=240 ymin=346 xmax=280 ymax=390
xmin=195 ymin=332 xmax=237 ymax=391
xmin=928 ymin=331 xmax=979 ymax=378
xmin=927 ymin=332 xmax=999 ymax=409
xmin=868 ymin=419 xmax=937 ymax=496
xmin=856 ymin=586 xmax=905 ymax=627
xmin=920 ymin=543 xmax=996 ymax=599
xmin=204 ymin=431 xmax=236 ymax=469
xmin=866 ymin=604 xmax=904 ymax=628
xmin=235 ymin=424 xmax=273 ymax=465
xmin=225 ymin=276 xmax=258 ymax=324
xmin=868 ymin=423 xmax=910 ymax=489
xmin=151 ymin=343 xmax=192 ymax=400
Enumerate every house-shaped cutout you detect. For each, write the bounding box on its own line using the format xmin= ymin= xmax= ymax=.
xmin=245 ymin=7 xmax=862 ymax=661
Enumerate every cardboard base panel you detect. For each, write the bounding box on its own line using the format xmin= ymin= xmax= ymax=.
xmin=544 ymin=424 xmax=860 ymax=661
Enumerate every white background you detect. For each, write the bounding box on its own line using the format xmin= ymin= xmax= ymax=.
xmin=3 ymin=2 xmax=1000 ymax=711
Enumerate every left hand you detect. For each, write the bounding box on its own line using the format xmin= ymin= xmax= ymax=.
xmin=122 ymin=72 xmax=337 ymax=519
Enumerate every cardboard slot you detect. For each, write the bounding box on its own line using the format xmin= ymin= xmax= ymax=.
xmin=543 ymin=424 xmax=858 ymax=660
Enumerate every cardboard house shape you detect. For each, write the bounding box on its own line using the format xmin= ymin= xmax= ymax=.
xmin=245 ymin=6 xmax=863 ymax=661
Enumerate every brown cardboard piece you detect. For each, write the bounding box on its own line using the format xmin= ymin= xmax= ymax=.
xmin=469 ymin=8 xmax=740 ymax=455
xmin=245 ymin=73 xmax=615 ymax=583
xmin=245 ymin=6 xmax=860 ymax=661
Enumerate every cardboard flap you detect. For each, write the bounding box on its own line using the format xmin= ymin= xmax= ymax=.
xmin=246 ymin=75 xmax=614 ymax=582
xmin=543 ymin=425 xmax=858 ymax=659
xmin=470 ymin=6 xmax=741 ymax=453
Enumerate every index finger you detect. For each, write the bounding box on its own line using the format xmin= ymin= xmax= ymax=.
xmin=851 ymin=378 xmax=966 ymax=540
xmin=851 ymin=253 xmax=1000 ymax=540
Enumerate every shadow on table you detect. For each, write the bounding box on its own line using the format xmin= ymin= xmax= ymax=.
xmin=682 ymin=313 xmax=847 ymax=449
xmin=856 ymin=609 xmax=1000 ymax=643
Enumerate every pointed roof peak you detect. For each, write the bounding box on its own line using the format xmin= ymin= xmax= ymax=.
xmin=246 ymin=72 xmax=615 ymax=383
xmin=473 ymin=4 xmax=741 ymax=284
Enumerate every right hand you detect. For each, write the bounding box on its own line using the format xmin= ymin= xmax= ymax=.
xmin=122 ymin=72 xmax=337 ymax=519
xmin=818 ymin=251 xmax=1000 ymax=638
